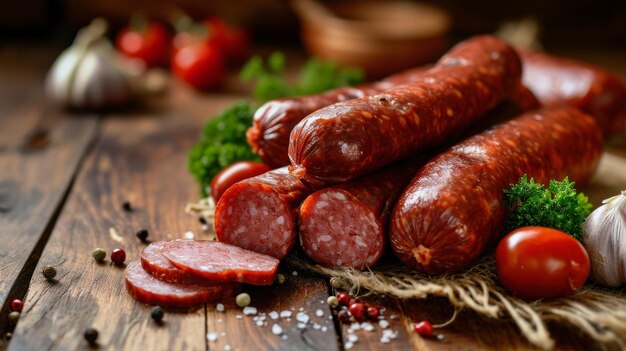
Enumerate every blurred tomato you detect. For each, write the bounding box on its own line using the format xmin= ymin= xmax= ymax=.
xmin=211 ymin=161 xmax=271 ymax=202
xmin=172 ymin=41 xmax=225 ymax=90
xmin=495 ymin=226 xmax=590 ymax=300
xmin=116 ymin=21 xmax=171 ymax=67
xmin=205 ymin=18 xmax=250 ymax=62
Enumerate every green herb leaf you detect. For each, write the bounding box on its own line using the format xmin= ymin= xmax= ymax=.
xmin=188 ymin=101 xmax=260 ymax=197
xmin=268 ymin=52 xmax=285 ymax=74
xmin=503 ymin=175 xmax=593 ymax=241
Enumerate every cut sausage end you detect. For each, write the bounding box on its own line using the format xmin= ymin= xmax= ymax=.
xmin=215 ymin=183 xmax=295 ymax=259
xmin=125 ymin=260 xmax=237 ymax=309
xmin=299 ymin=189 xmax=385 ymax=270
xmin=162 ymin=240 xmax=280 ymax=286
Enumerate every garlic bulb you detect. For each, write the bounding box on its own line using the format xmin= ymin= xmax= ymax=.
xmin=583 ymin=191 xmax=626 ymax=287
xmin=46 ymin=18 xmax=134 ymax=110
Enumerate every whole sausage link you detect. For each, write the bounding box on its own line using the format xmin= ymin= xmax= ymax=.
xmin=288 ymin=35 xmax=523 ymax=185
xmin=247 ymin=66 xmax=429 ymax=168
xmin=389 ymin=106 xmax=603 ymax=275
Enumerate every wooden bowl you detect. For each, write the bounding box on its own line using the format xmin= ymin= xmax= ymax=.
xmin=293 ymin=0 xmax=450 ymax=79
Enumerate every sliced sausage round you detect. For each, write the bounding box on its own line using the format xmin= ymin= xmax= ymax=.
xmin=162 ymin=240 xmax=280 ymax=286
xmin=125 ymin=260 xmax=238 ymax=309
xmin=141 ymin=241 xmax=214 ymax=285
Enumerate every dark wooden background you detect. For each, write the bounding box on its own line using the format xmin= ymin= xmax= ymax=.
xmin=0 ymin=40 xmax=625 ymax=351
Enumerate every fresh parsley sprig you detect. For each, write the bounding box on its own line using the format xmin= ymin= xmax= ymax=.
xmin=503 ymin=175 xmax=593 ymax=240
xmin=240 ymin=52 xmax=364 ymax=102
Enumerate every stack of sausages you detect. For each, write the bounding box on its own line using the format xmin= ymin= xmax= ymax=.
xmin=215 ymin=35 xmax=625 ymax=275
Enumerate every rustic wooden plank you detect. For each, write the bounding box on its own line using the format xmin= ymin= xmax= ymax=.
xmin=206 ymin=269 xmax=339 ymax=351
xmin=0 ymin=46 xmax=99 ymax=340
xmin=6 ymin=86 xmax=213 ymax=350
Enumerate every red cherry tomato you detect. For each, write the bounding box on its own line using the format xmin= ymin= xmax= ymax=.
xmin=495 ymin=226 xmax=590 ymax=300
xmin=205 ymin=18 xmax=249 ymax=62
xmin=116 ymin=21 xmax=171 ymax=67
xmin=210 ymin=161 xmax=271 ymax=202
xmin=172 ymin=41 xmax=225 ymax=90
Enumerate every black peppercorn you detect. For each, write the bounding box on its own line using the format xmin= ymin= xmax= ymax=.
xmin=84 ymin=328 xmax=98 ymax=345
xmin=42 ymin=265 xmax=57 ymax=280
xmin=136 ymin=228 xmax=149 ymax=241
xmin=151 ymin=306 xmax=164 ymax=322
xmin=122 ymin=201 xmax=132 ymax=212
xmin=198 ymin=216 xmax=207 ymax=225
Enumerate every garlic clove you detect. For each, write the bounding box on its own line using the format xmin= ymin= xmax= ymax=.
xmin=46 ymin=19 xmax=135 ymax=111
xmin=583 ymin=191 xmax=626 ymax=287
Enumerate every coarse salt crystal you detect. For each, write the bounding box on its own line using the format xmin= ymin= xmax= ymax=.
xmin=348 ymin=334 xmax=358 ymax=343
xmin=296 ymin=312 xmax=309 ymax=323
xmin=236 ymin=315 xmax=243 ymax=319
xmin=185 ymin=231 xmax=195 ymax=239
xmin=382 ymin=330 xmax=398 ymax=339
xmin=282 ymin=335 xmax=288 ymax=340
xmin=361 ymin=322 xmax=374 ymax=332
xmin=256 ymin=320 xmax=264 ymax=326
xmin=321 ymin=326 xmax=328 ymax=332
xmin=345 ymin=341 xmax=354 ymax=349
xmin=269 ymin=311 xmax=279 ymax=320
xmin=216 ymin=303 xmax=225 ymax=312
xmin=297 ymin=322 xmax=307 ymax=329
xmin=379 ymin=320 xmax=389 ymax=329
xmin=380 ymin=337 xmax=390 ymax=344
xmin=299 ymin=307 xmax=304 ymax=312
xmin=315 ymin=309 xmax=324 ymax=317
xmin=313 ymin=323 xmax=321 ymax=330
xmin=224 ymin=345 xmax=232 ymax=351
xmin=207 ymin=332 xmax=218 ymax=341
xmin=350 ymin=323 xmax=361 ymax=331
xmin=243 ymin=307 xmax=257 ymax=315
xmin=292 ymin=270 xmax=298 ymax=276
xmin=389 ymin=314 xmax=397 ymax=320
xmin=272 ymin=324 xmax=283 ymax=335
xmin=280 ymin=310 xmax=292 ymax=318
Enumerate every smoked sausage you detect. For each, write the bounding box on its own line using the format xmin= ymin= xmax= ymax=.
xmin=288 ymin=35 xmax=523 ymax=185
xmin=521 ymin=50 xmax=626 ymax=137
xmin=298 ymin=160 xmax=425 ymax=270
xmin=389 ymin=106 xmax=603 ymax=275
xmin=297 ymin=85 xmax=538 ymax=271
xmin=247 ymin=66 xmax=429 ymax=168
xmin=214 ymin=167 xmax=315 ymax=259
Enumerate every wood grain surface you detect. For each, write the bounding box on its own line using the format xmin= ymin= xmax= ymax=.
xmin=7 ymin=87 xmax=211 ymax=350
xmin=0 ymin=46 xmax=99 ymax=336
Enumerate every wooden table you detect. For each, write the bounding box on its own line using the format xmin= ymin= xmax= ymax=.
xmin=1 ymin=44 xmax=625 ymax=351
